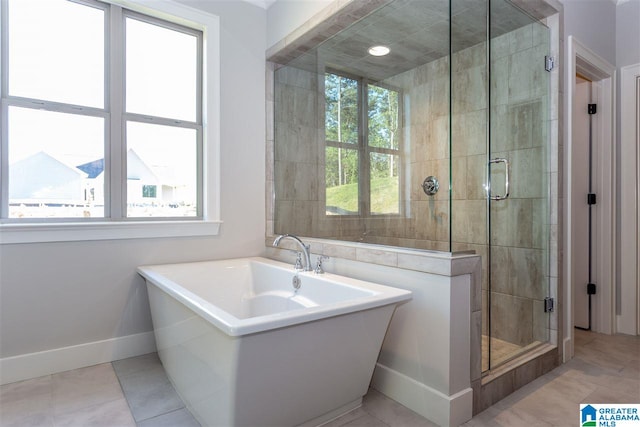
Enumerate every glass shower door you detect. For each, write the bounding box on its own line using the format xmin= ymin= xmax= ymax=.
xmin=487 ymin=0 xmax=551 ymax=369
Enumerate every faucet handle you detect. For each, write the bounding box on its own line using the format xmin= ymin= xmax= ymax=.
xmin=293 ymin=252 xmax=304 ymax=271
xmin=314 ymin=256 xmax=330 ymax=274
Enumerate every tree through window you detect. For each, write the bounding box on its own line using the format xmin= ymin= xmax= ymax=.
xmin=324 ymin=72 xmax=401 ymax=216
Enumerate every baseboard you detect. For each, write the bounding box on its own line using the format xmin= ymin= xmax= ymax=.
xmin=371 ymin=363 xmax=473 ymax=427
xmin=563 ymin=335 xmax=573 ymax=362
xmin=0 ymin=331 xmax=156 ymax=385
xmin=617 ymin=314 xmax=638 ymax=336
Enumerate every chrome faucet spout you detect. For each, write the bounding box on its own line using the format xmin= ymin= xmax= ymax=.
xmin=273 ymin=234 xmax=312 ymax=272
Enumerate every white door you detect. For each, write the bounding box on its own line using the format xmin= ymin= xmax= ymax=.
xmin=572 ymin=76 xmax=592 ymax=330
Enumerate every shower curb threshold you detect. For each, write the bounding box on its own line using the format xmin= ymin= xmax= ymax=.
xmin=482 ymin=343 xmax=556 ymax=386
xmin=474 ymin=344 xmax=559 ymax=414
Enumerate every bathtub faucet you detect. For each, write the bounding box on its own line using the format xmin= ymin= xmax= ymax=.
xmin=273 ymin=234 xmax=312 ymax=272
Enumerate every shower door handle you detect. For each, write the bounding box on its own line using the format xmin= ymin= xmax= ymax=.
xmin=488 ymin=158 xmax=510 ymax=201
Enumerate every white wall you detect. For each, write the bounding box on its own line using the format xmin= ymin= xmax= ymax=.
xmin=615 ymin=0 xmax=640 ymax=328
xmin=616 ymin=0 xmax=640 ymax=68
xmin=0 ymin=1 xmax=266 ymax=361
xmin=562 ymin=0 xmax=640 ymax=331
xmin=562 ymin=0 xmax=617 ymax=65
xmin=266 ymin=0 xmax=332 ymax=49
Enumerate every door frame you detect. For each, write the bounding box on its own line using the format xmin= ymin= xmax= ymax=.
xmin=619 ymin=63 xmax=640 ymax=336
xmin=564 ymin=36 xmax=616 ymax=361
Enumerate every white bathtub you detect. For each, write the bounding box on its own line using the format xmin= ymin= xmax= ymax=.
xmin=138 ymin=257 xmax=411 ymax=427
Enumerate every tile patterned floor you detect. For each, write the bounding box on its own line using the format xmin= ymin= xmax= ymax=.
xmin=0 ymin=363 xmax=135 ymax=427
xmin=0 ymin=353 xmax=199 ymax=427
xmin=1 ymin=329 xmax=638 ymax=426
xmin=461 ymin=329 xmax=640 ymax=427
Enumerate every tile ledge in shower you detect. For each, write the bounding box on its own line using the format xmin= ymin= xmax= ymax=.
xmin=264 ymin=235 xmax=481 ymax=277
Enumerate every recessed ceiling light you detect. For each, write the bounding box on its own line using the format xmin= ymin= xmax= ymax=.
xmin=368 ymin=45 xmax=390 ymax=56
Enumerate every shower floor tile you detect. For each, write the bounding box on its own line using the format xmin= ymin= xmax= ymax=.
xmin=481 ymin=335 xmax=544 ymax=372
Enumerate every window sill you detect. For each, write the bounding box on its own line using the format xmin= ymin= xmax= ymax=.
xmin=0 ymin=220 xmax=223 ymax=244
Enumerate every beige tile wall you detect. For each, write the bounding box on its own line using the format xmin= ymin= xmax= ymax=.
xmin=484 ymin=24 xmax=551 ymax=352
xmin=269 ymin=2 xmax=560 ymax=371
xmin=267 ymin=0 xmax=562 ymax=415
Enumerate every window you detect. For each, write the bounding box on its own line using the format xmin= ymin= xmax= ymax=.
xmin=324 ymin=72 xmax=401 ymax=216
xmin=1 ymin=0 xmax=203 ymax=221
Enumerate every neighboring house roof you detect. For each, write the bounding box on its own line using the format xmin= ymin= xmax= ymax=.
xmin=76 ymin=158 xmax=104 ymax=179
xmin=13 ymin=151 xmax=88 ymax=178
xmin=72 ymin=149 xmax=157 ymax=180
xmin=12 ymin=149 xmax=179 ymax=189
xmin=20 ymin=149 xmax=164 ymax=181
xmin=126 ymin=148 xmax=159 ymax=183
xmin=73 ymin=149 xmax=167 ymax=184
xmin=9 ymin=151 xmax=88 ymax=200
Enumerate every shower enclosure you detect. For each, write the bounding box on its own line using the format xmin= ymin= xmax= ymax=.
xmin=271 ymin=0 xmax=553 ymax=373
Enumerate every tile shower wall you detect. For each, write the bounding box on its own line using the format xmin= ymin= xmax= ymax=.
xmin=384 ymin=52 xmax=451 ymax=252
xmin=272 ymin=19 xmax=552 ymax=353
xmin=273 ymin=51 xmax=453 ymax=250
xmin=273 ymin=65 xmax=325 ymax=237
xmin=273 ymin=64 xmax=419 ymax=245
xmin=384 ymin=25 xmax=550 ymax=350
xmin=448 ymin=40 xmax=492 ymax=350
xmin=485 ymin=23 xmax=550 ymax=349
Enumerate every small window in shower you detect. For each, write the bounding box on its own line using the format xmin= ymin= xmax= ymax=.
xmin=324 ymin=72 xmax=401 ymax=216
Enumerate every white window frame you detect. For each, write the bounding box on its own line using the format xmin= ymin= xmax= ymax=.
xmin=0 ymin=0 xmax=221 ymax=244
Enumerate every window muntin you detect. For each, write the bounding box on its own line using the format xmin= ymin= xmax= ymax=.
xmin=324 ymin=72 xmax=401 ymax=217
xmin=1 ymin=0 xmax=203 ymax=221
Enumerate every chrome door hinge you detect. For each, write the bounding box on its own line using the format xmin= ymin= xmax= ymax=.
xmin=544 ymin=297 xmax=554 ymax=313
xmin=545 ymin=55 xmax=555 ymax=72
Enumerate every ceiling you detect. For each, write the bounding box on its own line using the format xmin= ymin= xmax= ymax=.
xmin=242 ymin=0 xmax=277 ymax=9
xmin=284 ymin=0 xmax=541 ymax=82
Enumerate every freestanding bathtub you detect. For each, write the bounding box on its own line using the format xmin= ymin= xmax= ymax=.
xmin=137 ymin=257 xmax=411 ymax=427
